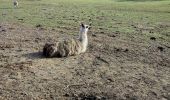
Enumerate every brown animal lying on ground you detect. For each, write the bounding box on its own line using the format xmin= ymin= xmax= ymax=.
xmin=43 ymin=23 xmax=91 ymax=57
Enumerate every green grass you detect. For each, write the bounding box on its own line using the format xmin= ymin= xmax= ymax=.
xmin=117 ymin=0 xmax=167 ymax=1
xmin=0 ymin=0 xmax=170 ymax=42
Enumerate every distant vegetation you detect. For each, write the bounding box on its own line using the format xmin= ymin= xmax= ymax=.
xmin=117 ymin=0 xmax=167 ymax=2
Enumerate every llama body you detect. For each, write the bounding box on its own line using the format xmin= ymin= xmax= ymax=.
xmin=43 ymin=38 xmax=83 ymax=57
xmin=43 ymin=24 xmax=90 ymax=57
xmin=13 ymin=0 xmax=18 ymax=7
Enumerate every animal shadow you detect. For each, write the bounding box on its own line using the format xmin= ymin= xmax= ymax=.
xmin=23 ymin=52 xmax=45 ymax=59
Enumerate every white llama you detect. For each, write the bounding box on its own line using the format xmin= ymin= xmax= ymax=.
xmin=43 ymin=23 xmax=91 ymax=57
xmin=13 ymin=0 xmax=18 ymax=7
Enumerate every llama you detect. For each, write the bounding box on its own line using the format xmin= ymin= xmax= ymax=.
xmin=43 ymin=23 xmax=91 ymax=57
xmin=13 ymin=0 xmax=18 ymax=8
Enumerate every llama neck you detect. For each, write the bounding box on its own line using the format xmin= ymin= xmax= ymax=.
xmin=79 ymin=32 xmax=88 ymax=52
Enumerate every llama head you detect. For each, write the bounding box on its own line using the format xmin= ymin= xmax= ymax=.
xmin=80 ymin=23 xmax=91 ymax=34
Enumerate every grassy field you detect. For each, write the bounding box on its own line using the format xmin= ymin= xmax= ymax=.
xmin=0 ymin=0 xmax=170 ymax=99
xmin=1 ymin=0 xmax=170 ymax=41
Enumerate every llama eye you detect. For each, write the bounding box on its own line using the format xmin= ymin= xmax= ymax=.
xmin=86 ymin=26 xmax=89 ymax=28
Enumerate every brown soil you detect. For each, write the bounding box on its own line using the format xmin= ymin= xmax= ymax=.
xmin=0 ymin=23 xmax=169 ymax=100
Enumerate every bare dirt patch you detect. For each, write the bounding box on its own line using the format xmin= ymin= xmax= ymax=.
xmin=0 ymin=23 xmax=169 ymax=100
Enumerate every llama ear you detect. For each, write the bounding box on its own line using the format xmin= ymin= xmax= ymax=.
xmin=81 ymin=23 xmax=85 ymax=28
xmin=89 ymin=26 xmax=92 ymax=30
xmin=89 ymin=23 xmax=92 ymax=29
